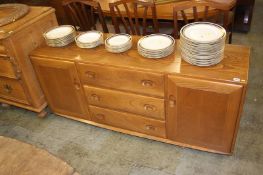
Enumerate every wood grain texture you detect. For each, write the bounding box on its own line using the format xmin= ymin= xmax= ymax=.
xmin=84 ymin=85 xmax=165 ymax=120
xmin=90 ymin=105 xmax=166 ymax=138
xmin=166 ymin=75 xmax=243 ymax=153
xmin=0 ymin=136 xmax=78 ymax=175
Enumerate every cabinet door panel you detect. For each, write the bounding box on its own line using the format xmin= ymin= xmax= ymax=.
xmin=167 ymin=75 xmax=243 ymax=153
xmin=31 ymin=58 xmax=89 ymax=120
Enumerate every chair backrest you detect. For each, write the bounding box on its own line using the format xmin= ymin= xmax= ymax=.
xmin=109 ymin=0 xmax=159 ymax=35
xmin=62 ymin=0 xmax=108 ymax=32
xmin=173 ymin=0 xmax=235 ymax=41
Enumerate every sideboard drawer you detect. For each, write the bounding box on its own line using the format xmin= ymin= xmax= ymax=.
xmin=0 ymin=56 xmax=16 ymax=79
xmin=90 ymin=106 xmax=166 ymax=138
xmin=77 ymin=63 xmax=164 ymax=97
xmin=85 ymin=86 xmax=165 ymax=120
xmin=0 ymin=77 xmax=29 ymax=105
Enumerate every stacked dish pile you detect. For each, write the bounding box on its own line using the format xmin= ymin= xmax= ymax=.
xmin=105 ymin=34 xmax=132 ymax=53
xmin=75 ymin=31 xmax=103 ymax=48
xmin=43 ymin=25 xmax=76 ymax=47
xmin=180 ymin=22 xmax=226 ymax=66
xmin=137 ymin=34 xmax=175 ymax=59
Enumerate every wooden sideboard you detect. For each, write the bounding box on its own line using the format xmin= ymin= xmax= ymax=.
xmin=0 ymin=7 xmax=57 ymax=116
xmin=30 ymin=35 xmax=250 ymax=154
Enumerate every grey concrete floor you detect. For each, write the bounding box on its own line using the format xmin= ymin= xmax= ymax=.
xmin=1 ymin=1 xmax=263 ymax=175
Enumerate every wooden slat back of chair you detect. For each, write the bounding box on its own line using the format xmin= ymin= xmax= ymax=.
xmin=62 ymin=0 xmax=108 ymax=32
xmin=109 ymin=0 xmax=159 ymax=35
xmin=173 ymin=0 xmax=235 ymax=43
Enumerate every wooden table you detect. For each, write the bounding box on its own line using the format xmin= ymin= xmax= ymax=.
xmin=0 ymin=136 xmax=78 ymax=175
xmin=99 ymin=0 xmax=237 ymax=20
xmin=30 ymin=34 xmax=250 ymax=154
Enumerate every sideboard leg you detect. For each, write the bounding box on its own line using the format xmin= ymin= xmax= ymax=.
xmin=38 ymin=109 xmax=48 ymax=118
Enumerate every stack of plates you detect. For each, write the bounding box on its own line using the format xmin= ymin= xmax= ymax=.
xmin=137 ymin=34 xmax=175 ymax=59
xmin=180 ymin=22 xmax=226 ymax=66
xmin=43 ymin=25 xmax=76 ymax=47
xmin=105 ymin=34 xmax=132 ymax=53
xmin=75 ymin=31 xmax=103 ymax=48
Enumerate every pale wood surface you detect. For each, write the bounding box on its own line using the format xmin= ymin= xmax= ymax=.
xmin=31 ymin=34 xmax=250 ymax=85
xmin=0 ymin=136 xmax=78 ymax=175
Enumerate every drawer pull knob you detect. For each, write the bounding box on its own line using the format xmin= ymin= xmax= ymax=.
xmin=95 ymin=114 xmax=105 ymax=120
xmin=85 ymin=71 xmax=96 ymax=79
xmin=90 ymin=94 xmax=100 ymax=101
xmin=145 ymin=125 xmax=155 ymax=131
xmin=144 ymin=104 xmax=156 ymax=111
xmin=3 ymin=84 xmax=12 ymax=94
xmin=141 ymin=80 xmax=154 ymax=87
xmin=169 ymin=95 xmax=176 ymax=107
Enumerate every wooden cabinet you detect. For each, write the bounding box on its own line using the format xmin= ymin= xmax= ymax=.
xmin=0 ymin=7 xmax=57 ymax=115
xmin=30 ymin=35 xmax=250 ymax=154
xmin=166 ymin=76 xmax=243 ymax=153
xmin=31 ymin=58 xmax=89 ymax=120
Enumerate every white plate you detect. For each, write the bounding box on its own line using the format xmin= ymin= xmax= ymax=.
xmin=106 ymin=34 xmax=131 ymax=47
xmin=139 ymin=34 xmax=174 ymax=50
xmin=45 ymin=26 xmax=74 ymax=39
xmin=181 ymin=22 xmax=226 ymax=43
xmin=76 ymin=31 xmax=102 ymax=43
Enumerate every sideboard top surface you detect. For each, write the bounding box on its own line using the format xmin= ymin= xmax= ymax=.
xmin=0 ymin=6 xmax=54 ymax=39
xmin=30 ymin=35 xmax=250 ymax=84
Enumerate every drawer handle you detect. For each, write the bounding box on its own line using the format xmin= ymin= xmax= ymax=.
xmin=95 ymin=114 xmax=105 ymax=120
xmin=90 ymin=94 xmax=100 ymax=101
xmin=3 ymin=84 xmax=12 ymax=94
xmin=169 ymin=95 xmax=176 ymax=107
xmin=85 ymin=71 xmax=96 ymax=79
xmin=145 ymin=125 xmax=155 ymax=131
xmin=141 ymin=80 xmax=154 ymax=87
xmin=144 ymin=104 xmax=156 ymax=111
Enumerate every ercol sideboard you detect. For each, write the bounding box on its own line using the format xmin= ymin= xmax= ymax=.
xmin=0 ymin=7 xmax=57 ymax=116
xmin=30 ymin=35 xmax=250 ymax=154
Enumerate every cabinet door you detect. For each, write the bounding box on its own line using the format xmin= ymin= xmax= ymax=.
xmin=167 ymin=75 xmax=243 ymax=153
xmin=31 ymin=58 xmax=89 ymax=120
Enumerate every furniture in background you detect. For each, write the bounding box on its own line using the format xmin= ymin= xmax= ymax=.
xmin=173 ymin=1 xmax=235 ymax=43
xmin=30 ymin=34 xmax=250 ymax=154
xmin=234 ymin=0 xmax=255 ymax=32
xmin=0 ymin=6 xmax=57 ymax=116
xmin=109 ymin=0 xmax=159 ymax=35
xmin=62 ymin=0 xmax=108 ymax=32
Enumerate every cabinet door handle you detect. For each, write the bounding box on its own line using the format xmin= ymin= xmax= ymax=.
xmin=90 ymin=94 xmax=100 ymax=101
xmin=95 ymin=114 xmax=105 ymax=120
xmin=144 ymin=104 xmax=156 ymax=111
xmin=85 ymin=71 xmax=96 ymax=79
xmin=145 ymin=125 xmax=155 ymax=131
xmin=3 ymin=84 xmax=12 ymax=94
xmin=169 ymin=95 xmax=176 ymax=107
xmin=141 ymin=80 xmax=154 ymax=87
xmin=73 ymin=78 xmax=81 ymax=90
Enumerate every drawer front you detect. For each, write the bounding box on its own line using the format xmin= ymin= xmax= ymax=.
xmin=85 ymin=86 xmax=165 ymax=120
xmin=90 ymin=106 xmax=166 ymax=138
xmin=78 ymin=63 xmax=164 ymax=97
xmin=0 ymin=77 xmax=29 ymax=104
xmin=0 ymin=57 xmax=16 ymax=79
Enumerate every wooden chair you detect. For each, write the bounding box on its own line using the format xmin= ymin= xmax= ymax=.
xmin=173 ymin=0 xmax=236 ymax=43
xmin=62 ymin=0 xmax=108 ymax=32
xmin=109 ymin=0 xmax=159 ymax=35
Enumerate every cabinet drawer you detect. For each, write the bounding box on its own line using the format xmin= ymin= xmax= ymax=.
xmin=90 ymin=106 xmax=166 ymax=138
xmin=85 ymin=86 xmax=165 ymax=120
xmin=0 ymin=77 xmax=29 ymax=104
xmin=0 ymin=56 xmax=16 ymax=79
xmin=77 ymin=63 xmax=164 ymax=97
